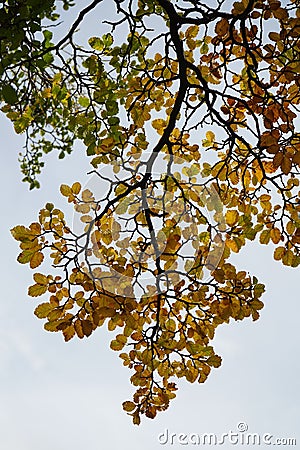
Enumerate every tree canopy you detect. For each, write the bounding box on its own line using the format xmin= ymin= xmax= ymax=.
xmin=5 ymin=0 xmax=300 ymax=424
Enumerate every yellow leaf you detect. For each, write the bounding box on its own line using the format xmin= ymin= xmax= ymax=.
xmin=74 ymin=319 xmax=84 ymax=338
xmin=123 ymin=401 xmax=136 ymax=412
xmin=28 ymin=283 xmax=48 ymax=297
xmin=282 ymin=249 xmax=295 ymax=266
xmin=47 ymin=308 xmax=63 ymax=321
xmin=186 ymin=341 xmax=205 ymax=355
xmin=30 ymin=251 xmax=44 ymax=269
xmin=44 ymin=321 xmax=60 ymax=332
xmin=33 ymin=273 xmax=48 ymax=285
xmin=206 ymin=355 xmax=222 ymax=368
xmin=225 ymin=210 xmax=239 ymax=227
xmin=115 ymin=183 xmax=128 ymax=196
xmin=270 ymin=228 xmax=281 ymax=244
xmin=274 ymin=246 xmax=285 ymax=261
xmin=186 ymin=368 xmax=198 ymax=383
xmin=30 ymin=222 xmax=41 ymax=235
xmin=152 ymin=118 xmax=166 ymax=134
xmin=259 ymin=230 xmax=270 ymax=245
xmin=251 ymin=296 xmax=264 ymax=310
xmin=198 ymin=364 xmax=211 ymax=383
xmin=110 ymin=339 xmax=124 ymax=351
xmin=116 ymin=334 xmax=127 ymax=344
xmin=225 ymin=238 xmax=241 ymax=253
xmin=97 ymin=137 xmax=114 ymax=153
xmin=260 ymin=194 xmax=271 ymax=202
xmin=185 ymin=25 xmax=199 ymax=39
xmin=10 ymin=225 xmax=31 ymax=242
xmin=132 ymin=411 xmax=141 ymax=425
xmin=286 ymin=221 xmax=295 ymax=235
xmin=206 ymin=130 xmax=215 ymax=142
xmin=62 ymin=325 xmax=76 ymax=342
xmin=60 ymin=184 xmax=72 ymax=197
xmin=34 ymin=303 xmax=54 ymax=318
xmin=71 ymin=182 xmax=81 ymax=195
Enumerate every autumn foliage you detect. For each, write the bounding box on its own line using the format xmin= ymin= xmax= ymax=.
xmin=3 ymin=0 xmax=300 ymax=424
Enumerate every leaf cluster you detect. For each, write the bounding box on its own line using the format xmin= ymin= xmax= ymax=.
xmin=8 ymin=0 xmax=300 ymax=423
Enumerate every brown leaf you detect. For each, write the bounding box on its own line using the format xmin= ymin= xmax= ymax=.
xmin=82 ymin=319 xmax=93 ymax=337
xmin=215 ymin=18 xmax=229 ymax=37
xmin=281 ymin=155 xmax=292 ymax=175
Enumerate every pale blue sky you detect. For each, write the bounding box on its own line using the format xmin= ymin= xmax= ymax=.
xmin=0 ymin=2 xmax=299 ymax=449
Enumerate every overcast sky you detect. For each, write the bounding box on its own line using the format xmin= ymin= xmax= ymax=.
xmin=0 ymin=2 xmax=299 ymax=449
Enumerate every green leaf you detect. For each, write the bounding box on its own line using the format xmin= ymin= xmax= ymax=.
xmin=253 ymin=283 xmax=265 ymax=298
xmin=187 ymin=341 xmax=206 ymax=355
xmin=43 ymin=30 xmax=53 ymax=43
xmin=2 ymin=84 xmax=18 ymax=105
xmin=18 ymin=250 xmax=35 ymax=264
xmin=78 ymin=96 xmax=90 ymax=108
xmin=43 ymin=52 xmax=54 ymax=64
xmin=103 ymin=33 xmax=113 ymax=47
xmin=200 ymin=42 xmax=209 ymax=54
xmin=88 ymin=36 xmax=104 ymax=51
